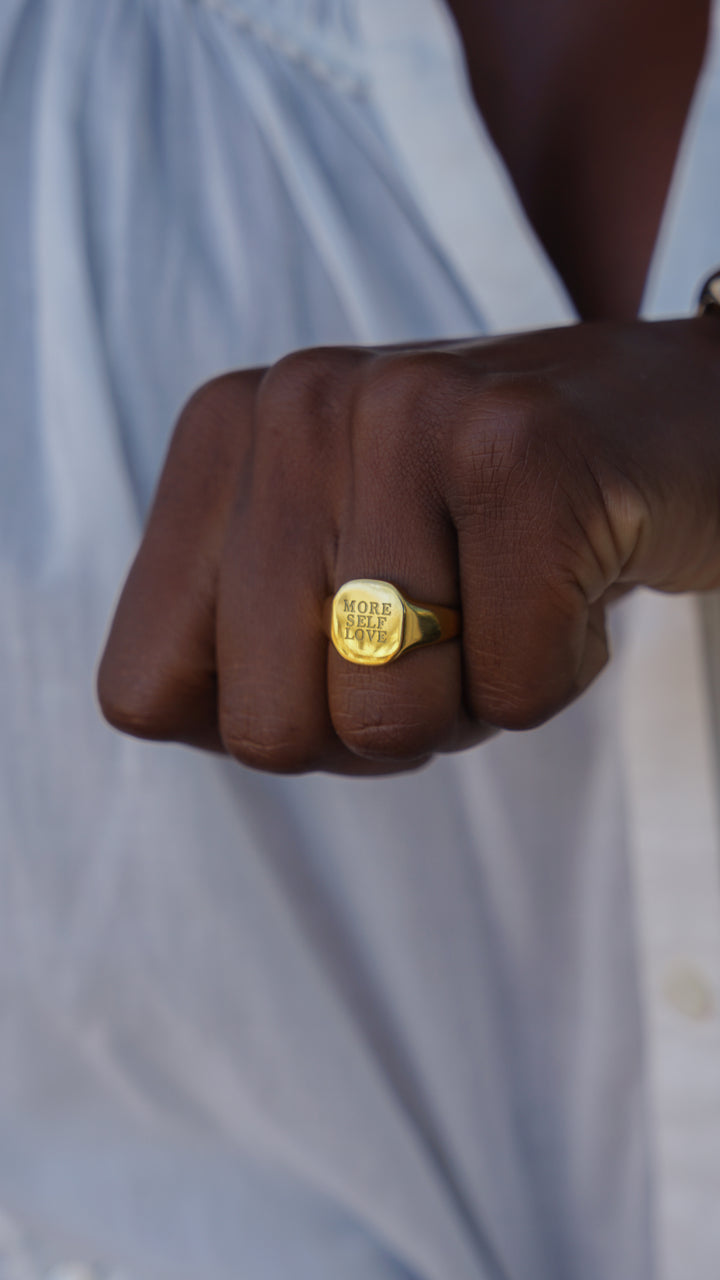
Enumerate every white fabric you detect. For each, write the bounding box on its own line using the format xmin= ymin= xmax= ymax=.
xmin=0 ymin=2 xmax=719 ymax=1277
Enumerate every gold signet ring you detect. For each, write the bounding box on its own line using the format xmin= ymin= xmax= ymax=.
xmin=325 ymin=579 xmax=460 ymax=666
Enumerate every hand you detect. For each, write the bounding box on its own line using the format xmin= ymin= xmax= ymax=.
xmin=97 ymin=318 xmax=720 ymax=774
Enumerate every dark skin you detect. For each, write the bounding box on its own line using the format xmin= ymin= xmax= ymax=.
xmin=449 ymin=0 xmax=710 ymax=318
xmin=98 ymin=1 xmax=720 ymax=774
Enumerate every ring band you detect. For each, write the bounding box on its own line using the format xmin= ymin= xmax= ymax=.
xmin=325 ymin=579 xmax=460 ymax=666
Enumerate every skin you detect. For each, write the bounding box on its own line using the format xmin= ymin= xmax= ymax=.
xmin=447 ymin=0 xmax=710 ymax=318
xmin=98 ymin=0 xmax=720 ymax=776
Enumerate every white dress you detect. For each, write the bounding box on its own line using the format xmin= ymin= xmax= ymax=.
xmin=1 ymin=2 xmax=720 ymax=1277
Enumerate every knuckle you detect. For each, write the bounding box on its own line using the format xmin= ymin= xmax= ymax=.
xmin=259 ymin=346 xmax=363 ymax=420
xmin=363 ymin=348 xmax=465 ymax=400
xmin=449 ymin=373 xmax=563 ymax=515
xmin=355 ymin=349 xmax=463 ymax=466
xmin=162 ymin=371 xmax=260 ymax=500
xmin=219 ymin=714 xmax=319 ymax=774
xmin=255 ymin=346 xmax=365 ymax=465
xmin=97 ymin=625 xmax=218 ymax=743
xmin=333 ymin=696 xmax=439 ymax=762
xmin=96 ymin=665 xmax=174 ymax=741
xmin=174 ymin=371 xmax=252 ymax=446
xmin=470 ymin=675 xmax=565 ymax=732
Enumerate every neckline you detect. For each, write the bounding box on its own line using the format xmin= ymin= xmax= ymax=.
xmin=641 ymin=0 xmax=720 ymax=317
xmin=359 ymin=0 xmax=720 ymax=331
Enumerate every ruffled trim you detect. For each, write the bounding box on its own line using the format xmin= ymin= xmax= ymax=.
xmin=194 ymin=0 xmax=366 ymax=94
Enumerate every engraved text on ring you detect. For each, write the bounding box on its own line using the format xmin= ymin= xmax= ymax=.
xmin=342 ymin=597 xmax=392 ymax=644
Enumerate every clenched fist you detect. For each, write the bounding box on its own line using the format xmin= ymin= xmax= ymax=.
xmin=97 ymin=318 xmax=720 ymax=774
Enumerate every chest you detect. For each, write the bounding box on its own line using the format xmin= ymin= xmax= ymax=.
xmin=447 ymin=0 xmax=710 ymax=319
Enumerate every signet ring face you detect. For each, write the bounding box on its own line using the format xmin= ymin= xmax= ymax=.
xmin=327 ymin=579 xmax=460 ymax=666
